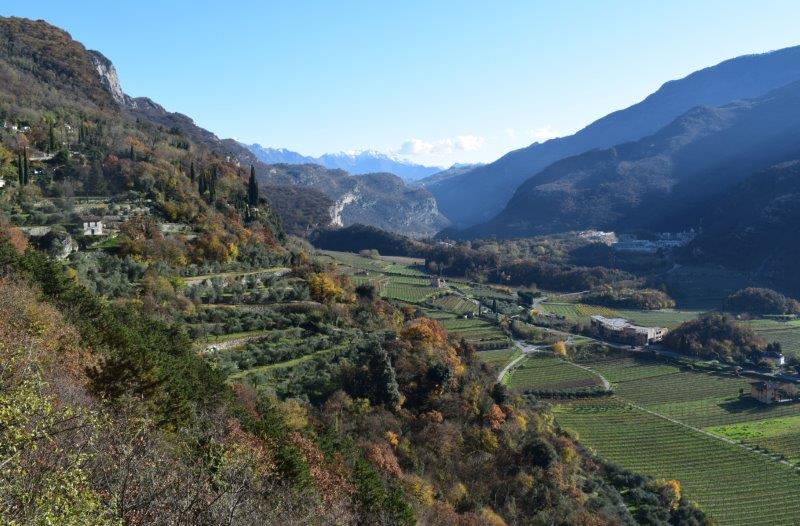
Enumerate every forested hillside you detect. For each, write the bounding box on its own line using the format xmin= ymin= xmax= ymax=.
xmin=462 ymin=80 xmax=800 ymax=239
xmin=430 ymin=44 xmax=800 ymax=227
xmin=0 ymin=16 xmax=708 ymax=525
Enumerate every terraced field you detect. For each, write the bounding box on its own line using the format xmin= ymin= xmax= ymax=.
xmin=506 ymin=354 xmax=605 ymax=393
xmin=555 ymin=398 xmax=800 ymax=526
xmin=439 ymin=318 xmax=509 ymax=348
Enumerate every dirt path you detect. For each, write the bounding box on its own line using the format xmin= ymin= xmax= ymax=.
xmin=203 ymin=334 xmax=267 ymax=353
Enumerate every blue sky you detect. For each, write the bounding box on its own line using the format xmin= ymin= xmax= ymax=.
xmin=6 ymin=1 xmax=800 ymax=166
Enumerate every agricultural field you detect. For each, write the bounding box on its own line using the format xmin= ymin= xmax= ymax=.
xmin=555 ymin=349 xmax=800 ymax=523
xmin=588 ymin=355 xmax=800 ymax=428
xmin=430 ymin=294 xmax=478 ymax=314
xmin=707 ymin=415 xmax=800 ymax=463
xmin=478 ymin=347 xmax=520 ymax=369
xmin=612 ymin=308 xmax=702 ymax=328
xmin=540 ymin=303 xmax=702 ymax=328
xmin=539 ymin=302 xmax=619 ymax=321
xmin=742 ymin=318 xmax=800 ymax=358
xmin=382 ymin=279 xmax=436 ymax=303
xmin=439 ymin=318 xmax=509 ymax=348
xmin=555 ymin=398 xmax=800 ymax=526
xmin=660 ymin=264 xmax=754 ymax=309
xmin=506 ymin=354 xmax=605 ymax=393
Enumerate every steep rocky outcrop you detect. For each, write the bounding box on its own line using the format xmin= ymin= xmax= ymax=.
xmin=260 ymin=164 xmax=449 ymax=237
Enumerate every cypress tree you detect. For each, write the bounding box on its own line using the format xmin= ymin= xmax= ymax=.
xmin=199 ymin=172 xmax=206 ymax=195
xmin=17 ymin=150 xmax=23 ymax=185
xmin=209 ymin=166 xmax=217 ymax=200
xmin=48 ymin=122 xmax=55 ymax=152
xmin=130 ymin=144 xmax=135 ymax=161
xmin=247 ymin=164 xmax=259 ymax=207
xmin=189 ymin=161 xmax=195 ymax=183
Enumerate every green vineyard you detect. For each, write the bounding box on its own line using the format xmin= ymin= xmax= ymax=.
xmin=555 ymin=398 xmax=800 ymax=526
xmin=506 ymin=354 xmax=605 ymax=393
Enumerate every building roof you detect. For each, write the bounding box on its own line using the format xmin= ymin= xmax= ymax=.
xmin=81 ymin=215 xmax=102 ymax=222
xmin=590 ymin=315 xmax=665 ymax=335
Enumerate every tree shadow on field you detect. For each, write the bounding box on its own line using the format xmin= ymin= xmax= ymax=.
xmin=718 ymin=396 xmax=798 ymax=417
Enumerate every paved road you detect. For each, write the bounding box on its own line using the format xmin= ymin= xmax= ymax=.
xmin=497 ymin=340 xmax=543 ymax=382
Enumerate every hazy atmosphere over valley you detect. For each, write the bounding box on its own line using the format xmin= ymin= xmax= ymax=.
xmin=2 ymin=2 xmax=800 ymax=525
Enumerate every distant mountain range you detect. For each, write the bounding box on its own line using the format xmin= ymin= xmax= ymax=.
xmin=461 ymin=79 xmax=800 ymax=238
xmin=246 ymin=144 xmax=442 ymax=182
xmin=431 ymin=45 xmax=800 ymax=227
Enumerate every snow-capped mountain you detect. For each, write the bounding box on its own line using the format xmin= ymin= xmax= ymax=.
xmin=246 ymin=144 xmax=442 ymax=182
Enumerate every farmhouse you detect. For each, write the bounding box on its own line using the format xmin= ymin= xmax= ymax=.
xmin=590 ymin=315 xmax=668 ymax=345
xmin=750 ymin=381 xmax=797 ymax=404
xmin=431 ymin=276 xmax=446 ymax=288
xmin=81 ymin=215 xmax=104 ymax=236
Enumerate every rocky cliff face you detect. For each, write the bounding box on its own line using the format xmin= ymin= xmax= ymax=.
xmin=261 ymin=165 xmax=449 ymax=237
xmin=87 ymin=50 xmax=125 ymax=106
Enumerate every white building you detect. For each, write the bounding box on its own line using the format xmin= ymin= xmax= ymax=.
xmin=0 ymin=178 xmax=5 ymax=189
xmin=82 ymin=216 xmax=104 ymax=236
xmin=590 ymin=315 xmax=668 ymax=345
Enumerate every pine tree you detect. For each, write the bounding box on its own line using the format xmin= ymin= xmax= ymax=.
xmin=247 ymin=164 xmax=259 ymax=207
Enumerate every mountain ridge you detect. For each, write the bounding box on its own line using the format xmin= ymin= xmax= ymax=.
xmin=247 ymin=143 xmax=442 ymax=182
xmin=457 ymin=80 xmax=800 ymax=239
xmin=429 ymin=44 xmax=800 ymax=226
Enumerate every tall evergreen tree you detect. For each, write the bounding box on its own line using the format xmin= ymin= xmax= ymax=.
xmin=247 ymin=164 xmax=259 ymax=207
xmin=130 ymin=144 xmax=135 ymax=161
xmin=189 ymin=161 xmax=195 ymax=183
xmin=48 ymin=122 xmax=57 ymax=152
xmin=17 ymin=150 xmax=23 ymax=185
xmin=198 ymin=172 xmax=207 ymax=195
xmin=209 ymin=166 xmax=217 ymax=200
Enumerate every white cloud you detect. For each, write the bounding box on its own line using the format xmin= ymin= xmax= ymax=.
xmin=398 ymin=135 xmax=485 ymax=157
xmin=529 ymin=125 xmax=559 ymax=142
